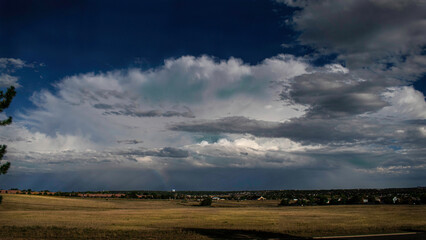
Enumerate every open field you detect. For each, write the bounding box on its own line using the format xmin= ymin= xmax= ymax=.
xmin=0 ymin=194 xmax=425 ymax=239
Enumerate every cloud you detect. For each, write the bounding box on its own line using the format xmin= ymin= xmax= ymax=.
xmin=376 ymin=86 xmax=426 ymax=120
xmin=5 ymin=51 xmax=425 ymax=190
xmin=2 ymin=55 xmax=307 ymax=170
xmin=283 ymin=0 xmax=426 ymax=73
xmin=4 ymin=134 xmax=318 ymax=170
xmin=93 ymin=103 xmax=114 ymax=110
xmin=283 ymin=71 xmax=390 ymax=118
xmin=4 ymin=132 xmax=425 ymax=191
xmin=0 ymin=122 xmax=190 ymax=172
xmin=103 ymin=108 xmax=195 ymax=118
xmin=170 ymin=116 xmax=366 ymax=143
xmin=116 ymin=139 xmax=143 ymax=145
xmin=115 ymin=147 xmax=190 ymax=159
xmin=0 ymin=121 xmax=97 ymax=154
xmin=52 ymin=54 xmax=307 ymax=106
xmin=170 ymin=116 xmax=281 ymax=137
xmin=17 ymin=54 xmax=309 ymax=144
xmin=183 ymin=136 xmax=323 ymax=168
xmin=0 ymin=58 xmax=36 ymax=87
xmin=93 ymin=103 xmax=195 ymax=118
xmin=170 ymin=113 xmax=426 ymax=150
xmin=1 ymin=1 xmax=425 ymax=190
xmin=9 ymin=109 xmax=424 ymax=173
xmin=0 ymin=58 xmax=28 ymax=70
xmin=0 ymin=74 xmax=21 ymax=87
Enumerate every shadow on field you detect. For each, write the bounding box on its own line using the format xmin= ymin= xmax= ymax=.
xmin=184 ymin=228 xmax=310 ymax=239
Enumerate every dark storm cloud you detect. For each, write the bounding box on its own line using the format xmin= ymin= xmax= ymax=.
xmin=271 ymin=118 xmax=375 ymax=143
xmin=115 ymin=147 xmax=189 ymax=158
xmin=171 ymin=115 xmax=393 ymax=143
xmin=170 ymin=116 xmax=426 ymax=145
xmin=116 ymin=139 xmax=143 ymax=145
xmin=104 ymin=108 xmax=195 ymax=118
xmin=155 ymin=147 xmax=190 ymax=158
xmin=285 ymin=0 xmax=426 ymax=72
xmin=268 ymin=0 xmax=426 ymax=155
xmin=169 ymin=116 xmax=281 ymax=137
xmin=405 ymin=119 xmax=426 ymax=125
xmin=93 ymin=103 xmax=114 ymax=109
xmin=282 ymin=72 xmax=391 ymax=118
xmin=170 ymin=116 xmax=368 ymax=143
xmin=397 ymin=126 xmax=426 ymax=147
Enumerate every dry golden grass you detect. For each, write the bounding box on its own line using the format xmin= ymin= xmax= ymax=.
xmin=0 ymin=194 xmax=425 ymax=239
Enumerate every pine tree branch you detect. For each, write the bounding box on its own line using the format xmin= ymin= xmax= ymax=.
xmin=0 ymin=162 xmax=10 ymax=175
xmin=0 ymin=86 xmax=16 ymax=113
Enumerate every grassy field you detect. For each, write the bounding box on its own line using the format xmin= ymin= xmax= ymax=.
xmin=0 ymin=194 xmax=425 ymax=239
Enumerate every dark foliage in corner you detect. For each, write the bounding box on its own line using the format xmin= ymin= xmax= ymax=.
xmin=0 ymin=86 xmax=16 ymax=204
xmin=0 ymin=86 xmax=16 ymax=176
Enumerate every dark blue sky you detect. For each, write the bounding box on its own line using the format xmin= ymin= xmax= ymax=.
xmin=0 ymin=0 xmax=298 ymax=67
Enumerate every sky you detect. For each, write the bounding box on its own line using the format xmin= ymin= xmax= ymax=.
xmin=0 ymin=0 xmax=425 ymax=191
